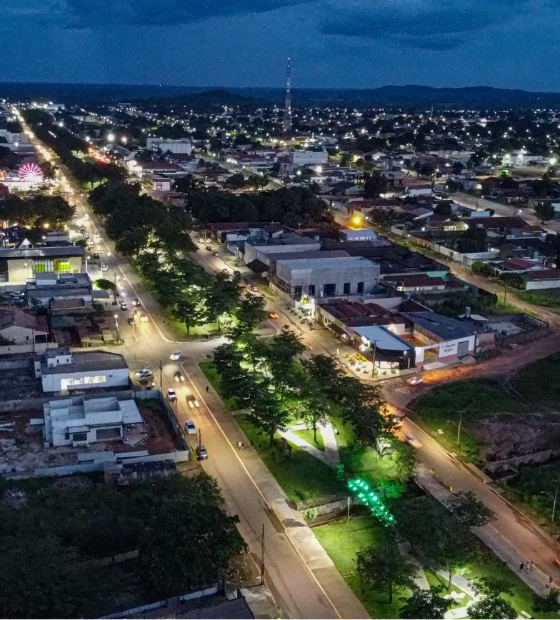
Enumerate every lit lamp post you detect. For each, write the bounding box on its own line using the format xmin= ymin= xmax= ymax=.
xmin=113 ymin=314 xmax=120 ymax=343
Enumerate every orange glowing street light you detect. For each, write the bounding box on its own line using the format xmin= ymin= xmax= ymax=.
xmin=351 ymin=214 xmax=363 ymax=227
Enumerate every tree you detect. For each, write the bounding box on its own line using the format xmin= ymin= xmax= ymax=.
xmin=400 ymin=587 xmax=451 ymax=619
xmin=457 ymin=226 xmax=487 ymax=253
xmin=94 ymin=278 xmax=115 ymax=291
xmin=356 ymin=542 xmax=416 ymax=604
xmin=173 ymin=297 xmax=205 ymax=335
xmin=264 ymin=327 xmax=305 ymax=397
xmin=392 ymin=441 xmax=418 ymax=482
xmin=0 ymin=535 xmax=111 ymax=619
xmin=235 ymin=293 xmax=267 ymax=333
xmin=535 ymin=201 xmax=556 ymax=223
xmin=446 ymin=491 xmax=495 ymax=527
xmin=205 ymin=273 xmax=240 ymax=331
xmin=434 ymin=202 xmax=452 ymax=217
xmin=0 ymin=146 xmax=18 ymax=169
xmin=225 ymin=173 xmax=248 ymax=190
xmin=299 ymin=378 xmax=331 ymax=444
xmin=364 ymin=171 xmax=389 ymax=198
xmin=394 ymin=497 xmax=475 ymax=590
xmin=248 ymin=383 xmax=290 ymax=446
xmin=468 ymin=592 xmax=516 ymax=619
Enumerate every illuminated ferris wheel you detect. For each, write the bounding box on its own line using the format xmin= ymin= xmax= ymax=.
xmin=18 ymin=162 xmax=43 ymax=183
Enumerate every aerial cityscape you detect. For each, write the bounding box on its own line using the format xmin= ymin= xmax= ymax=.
xmin=4 ymin=2 xmax=560 ymax=620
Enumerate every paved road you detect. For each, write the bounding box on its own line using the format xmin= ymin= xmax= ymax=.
xmin=21 ymin=120 xmax=367 ymax=619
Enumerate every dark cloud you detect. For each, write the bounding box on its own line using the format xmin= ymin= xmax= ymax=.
xmin=60 ymin=0 xmax=312 ymax=28
xmin=320 ymin=0 xmax=550 ymax=49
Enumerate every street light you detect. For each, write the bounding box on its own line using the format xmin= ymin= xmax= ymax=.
xmin=541 ymin=479 xmax=560 ymax=522
xmin=113 ymin=314 xmax=120 ymax=342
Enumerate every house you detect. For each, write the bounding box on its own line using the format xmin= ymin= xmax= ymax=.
xmin=382 ymin=273 xmax=448 ymax=293
xmin=339 ymin=229 xmax=379 ymax=242
xmin=0 ymin=307 xmax=49 ymax=344
xmin=524 ymin=269 xmax=560 ymax=290
xmin=35 ymin=348 xmax=130 ymax=393
xmin=43 ymin=395 xmax=143 ymax=448
xmin=145 ymin=138 xmax=192 ymax=155
xmin=290 ymin=147 xmax=328 ymax=166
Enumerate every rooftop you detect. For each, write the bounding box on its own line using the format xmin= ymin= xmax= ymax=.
xmin=0 ymin=307 xmax=49 ymax=334
xmin=277 ymin=255 xmax=378 ymax=273
xmin=0 ymin=245 xmax=85 ymax=259
xmin=400 ymin=311 xmax=476 ymax=341
xmin=41 ymin=350 xmax=128 ymax=375
xmin=354 ymin=325 xmax=413 ymax=352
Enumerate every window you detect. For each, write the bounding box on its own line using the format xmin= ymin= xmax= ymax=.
xmin=343 ymin=282 xmax=351 ymax=295
xmin=72 ymin=432 xmax=87 ymax=442
xmin=323 ymin=283 xmax=336 ymax=297
xmin=357 ymin=282 xmax=364 ymax=295
xmin=308 ymin=284 xmax=316 ymax=297
xmin=294 ymin=285 xmax=302 ymax=299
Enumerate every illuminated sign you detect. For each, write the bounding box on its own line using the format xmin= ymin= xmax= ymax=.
xmin=61 ymin=375 xmax=107 ymax=390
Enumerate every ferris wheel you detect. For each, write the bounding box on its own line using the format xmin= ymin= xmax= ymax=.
xmin=18 ymin=162 xmax=43 ymax=183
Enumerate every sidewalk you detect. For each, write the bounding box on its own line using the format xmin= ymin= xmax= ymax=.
xmin=189 ymin=361 xmax=370 ymax=619
xmin=280 ymin=423 xmax=340 ymax=468
xmin=416 ymin=465 xmax=551 ymax=597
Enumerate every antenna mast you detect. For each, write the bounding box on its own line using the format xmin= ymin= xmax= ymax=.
xmin=284 ymin=57 xmax=292 ymax=135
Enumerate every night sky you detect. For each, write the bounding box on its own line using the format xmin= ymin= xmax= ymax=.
xmin=3 ymin=0 xmax=560 ymax=90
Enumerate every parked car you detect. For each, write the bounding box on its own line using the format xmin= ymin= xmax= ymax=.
xmin=407 ymin=376 xmax=423 ymax=386
xmin=120 ymin=302 xmax=128 ymax=311
xmin=127 ymin=316 xmax=135 ymax=325
xmin=185 ymin=420 xmax=196 ymax=435
xmin=167 ymin=388 xmax=177 ymax=402
xmin=212 ymin=251 xmax=219 ymax=256
xmin=196 ymin=444 xmax=208 ymax=460
xmin=187 ymin=394 xmax=200 ymax=408
xmin=93 ymin=252 xmax=100 ymax=259
xmin=100 ymin=262 xmax=108 ymax=272
xmin=170 ymin=350 xmax=182 ymax=361
xmin=174 ymin=371 xmax=185 ymax=382
xmin=206 ymin=245 xmax=212 ymax=251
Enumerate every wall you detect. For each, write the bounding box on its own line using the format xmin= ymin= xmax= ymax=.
xmin=0 ymin=342 xmax=57 ymax=356
xmin=526 ymin=279 xmax=560 ymax=290
xmin=244 ymin=241 xmax=320 ymax=265
xmin=41 ymin=367 xmax=130 ymax=393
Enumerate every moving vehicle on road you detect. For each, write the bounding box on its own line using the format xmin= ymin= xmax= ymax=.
xmin=404 ymin=434 xmax=422 ymax=449
xmin=140 ymin=313 xmax=149 ymax=322
xmin=135 ymin=368 xmax=153 ymax=380
xmin=170 ymin=350 xmax=182 ymax=361
xmin=187 ymin=394 xmax=200 ymax=409
xmin=206 ymin=245 xmax=212 ymax=251
xmin=132 ymin=298 xmax=141 ymax=306
xmin=268 ymin=312 xmax=279 ymax=319
xmin=196 ymin=444 xmax=208 ymax=460
xmin=407 ymin=376 xmax=423 ymax=386
xmin=127 ymin=316 xmax=135 ymax=325
xmin=120 ymin=302 xmax=128 ymax=311
xmin=167 ymin=388 xmax=177 ymax=402
xmin=174 ymin=371 xmax=185 ymax=382
xmin=100 ymin=262 xmax=108 ymax=272
xmin=185 ymin=420 xmax=196 ymax=435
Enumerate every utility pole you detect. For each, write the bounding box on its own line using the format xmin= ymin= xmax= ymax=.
xmin=371 ymin=340 xmax=378 ymax=378
xmin=503 ymin=282 xmax=508 ymax=305
xmin=553 ymin=479 xmax=560 ymax=522
xmin=159 ymin=359 xmax=163 ymax=388
xmin=112 ymin=272 xmax=117 ymax=305
xmin=260 ymin=523 xmax=266 ymax=585
xmin=457 ymin=409 xmax=463 ymax=446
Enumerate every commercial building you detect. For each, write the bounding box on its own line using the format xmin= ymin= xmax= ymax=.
xmin=353 ymin=325 xmax=415 ymax=370
xmin=35 ymin=348 xmax=130 ymax=393
xmin=145 ymin=138 xmax=192 ymax=154
xmin=271 ymin=255 xmax=380 ymax=303
xmin=290 ymin=147 xmax=328 ymax=166
xmin=0 ymin=245 xmax=85 ymax=286
xmin=43 ymin=395 xmax=143 ymax=448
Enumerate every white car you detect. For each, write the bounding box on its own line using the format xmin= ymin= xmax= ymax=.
xmin=170 ymin=350 xmax=182 ymax=361
xmin=167 ymin=388 xmax=177 ymax=402
xmin=407 ymin=376 xmax=423 ymax=386
xmin=135 ymin=368 xmax=153 ymax=379
xmin=404 ymin=434 xmax=422 ymax=449
xmin=185 ymin=420 xmax=196 ymax=435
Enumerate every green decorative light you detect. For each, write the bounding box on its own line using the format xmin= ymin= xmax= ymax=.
xmin=348 ymin=477 xmax=395 ymax=527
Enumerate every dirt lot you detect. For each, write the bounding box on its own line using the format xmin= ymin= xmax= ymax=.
xmin=137 ymin=401 xmax=183 ymax=453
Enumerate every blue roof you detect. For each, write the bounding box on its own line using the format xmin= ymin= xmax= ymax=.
xmin=353 ymin=325 xmax=413 ymax=352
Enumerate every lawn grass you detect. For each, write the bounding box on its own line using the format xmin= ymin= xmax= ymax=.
xmin=313 ymin=516 xmax=406 ymax=619
xmin=199 ymin=361 xmax=238 ymax=410
xmin=236 ymin=414 xmax=345 ymax=503
xmin=292 ymin=427 xmax=325 ymax=451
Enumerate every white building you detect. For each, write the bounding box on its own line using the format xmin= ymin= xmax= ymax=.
xmin=43 ymin=395 xmax=143 ymax=447
xmin=36 ymin=348 xmax=130 ymax=393
xmin=290 ymin=147 xmax=328 ymax=167
xmin=339 ymin=229 xmax=378 ymax=242
xmin=146 ymin=138 xmax=192 ymax=155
